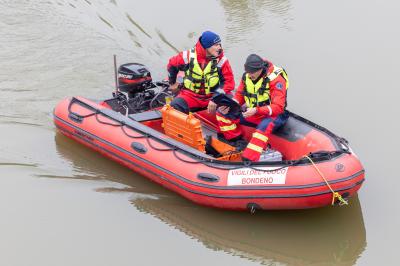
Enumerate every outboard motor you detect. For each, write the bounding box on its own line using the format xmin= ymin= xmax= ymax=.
xmin=118 ymin=63 xmax=154 ymax=97
xmin=107 ymin=63 xmax=171 ymax=115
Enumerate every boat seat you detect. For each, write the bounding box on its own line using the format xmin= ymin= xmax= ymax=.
xmin=129 ymin=110 xmax=162 ymax=122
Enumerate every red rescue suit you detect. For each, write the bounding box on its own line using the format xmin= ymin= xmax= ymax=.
xmin=216 ymin=61 xmax=289 ymax=161
xmin=167 ymin=41 xmax=235 ymax=113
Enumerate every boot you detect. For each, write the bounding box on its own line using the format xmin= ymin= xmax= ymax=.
xmin=241 ymin=147 xmax=262 ymax=162
xmin=234 ymin=139 xmax=248 ymax=152
xmin=217 ymin=133 xmax=243 ymax=146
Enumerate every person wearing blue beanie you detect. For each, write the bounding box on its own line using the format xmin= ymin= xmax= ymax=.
xmin=199 ymin=31 xmax=222 ymax=59
xmin=167 ymin=30 xmax=235 ymax=114
xmin=199 ymin=31 xmax=221 ymax=49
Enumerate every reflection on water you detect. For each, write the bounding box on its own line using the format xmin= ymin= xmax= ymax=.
xmin=155 ymin=29 xmax=179 ymax=53
xmin=136 ymin=196 xmax=365 ymax=265
xmin=219 ymin=0 xmax=292 ymax=46
xmin=98 ymin=14 xmax=114 ymax=29
xmin=53 ymin=133 xmax=366 ymax=265
xmin=51 ymin=133 xmax=173 ymax=196
xmin=126 ymin=13 xmax=152 ymax=39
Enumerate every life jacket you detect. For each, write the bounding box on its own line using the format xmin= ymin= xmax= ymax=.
xmin=182 ymin=48 xmax=227 ymax=95
xmin=243 ymin=64 xmax=289 ymax=108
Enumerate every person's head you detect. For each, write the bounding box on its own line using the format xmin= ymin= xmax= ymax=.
xmin=199 ymin=31 xmax=222 ymax=58
xmin=244 ymin=54 xmax=267 ymax=80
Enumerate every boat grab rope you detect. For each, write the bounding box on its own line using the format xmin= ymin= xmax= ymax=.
xmin=68 ymin=100 xmax=98 ymax=118
xmin=172 ymin=149 xmax=207 ymax=164
xmin=70 ymin=111 xmax=312 ymax=171
xmin=304 ymin=155 xmax=348 ymax=206
xmin=66 ymin=98 xmax=345 ymax=173
xmin=98 ymin=109 xmax=296 ymax=170
xmin=145 ymin=136 xmax=176 ymax=152
xmin=95 ymin=113 xmax=123 ymax=127
xmin=120 ymin=125 xmax=147 ymax=139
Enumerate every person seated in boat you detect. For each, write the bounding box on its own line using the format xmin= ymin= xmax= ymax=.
xmin=215 ymin=54 xmax=289 ymax=162
xmin=167 ymin=30 xmax=235 ymax=114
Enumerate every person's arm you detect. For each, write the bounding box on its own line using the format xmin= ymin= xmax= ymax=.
xmin=233 ymin=78 xmax=246 ymax=106
xmin=257 ymin=75 xmax=287 ymax=116
xmin=209 ymin=58 xmax=235 ymax=113
xmin=217 ymin=59 xmax=235 ymax=96
xmin=167 ymin=51 xmax=187 ymax=85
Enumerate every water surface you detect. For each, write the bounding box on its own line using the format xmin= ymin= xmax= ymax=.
xmin=1 ymin=0 xmax=398 ymax=265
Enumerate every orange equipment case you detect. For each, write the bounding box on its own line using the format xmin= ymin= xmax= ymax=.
xmin=161 ymin=105 xmax=206 ymax=152
xmin=161 ymin=105 xmax=242 ymax=161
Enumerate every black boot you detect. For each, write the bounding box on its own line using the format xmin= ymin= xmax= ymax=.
xmin=234 ymin=139 xmax=248 ymax=152
xmin=217 ymin=133 xmax=247 ymax=151
xmin=217 ymin=133 xmax=240 ymax=144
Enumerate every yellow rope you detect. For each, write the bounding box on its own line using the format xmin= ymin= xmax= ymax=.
xmin=304 ymin=155 xmax=348 ymax=206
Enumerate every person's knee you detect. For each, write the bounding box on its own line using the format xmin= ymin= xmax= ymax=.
xmin=170 ymin=97 xmax=189 ymax=114
xmin=239 ymin=115 xmax=258 ymax=127
xmin=272 ymin=112 xmax=289 ymax=132
xmin=257 ymin=118 xmax=273 ymax=132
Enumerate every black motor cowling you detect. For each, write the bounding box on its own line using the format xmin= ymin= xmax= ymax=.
xmin=118 ymin=63 xmax=154 ymax=93
xmin=109 ymin=62 xmax=169 ymax=114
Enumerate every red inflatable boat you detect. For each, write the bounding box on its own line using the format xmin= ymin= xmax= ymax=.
xmin=53 ymin=95 xmax=365 ymax=211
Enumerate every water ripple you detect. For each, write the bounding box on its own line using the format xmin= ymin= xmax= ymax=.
xmin=0 ymin=162 xmax=39 ymax=168
xmin=220 ymin=0 xmax=293 ymax=45
xmin=155 ymin=29 xmax=179 ymax=53
xmin=126 ymin=13 xmax=152 ymax=38
xmin=98 ymin=13 xmax=114 ymax=29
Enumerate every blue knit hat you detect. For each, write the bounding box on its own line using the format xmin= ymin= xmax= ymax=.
xmin=199 ymin=31 xmax=221 ymax=49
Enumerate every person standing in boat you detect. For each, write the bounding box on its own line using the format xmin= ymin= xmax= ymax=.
xmin=216 ymin=54 xmax=289 ymax=162
xmin=167 ymin=30 xmax=235 ymax=114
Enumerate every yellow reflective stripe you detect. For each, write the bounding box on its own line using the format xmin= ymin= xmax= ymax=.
xmin=253 ymin=132 xmax=268 ymax=142
xmin=246 ymin=143 xmax=263 ymax=153
xmin=216 ymin=115 xmax=232 ymax=123
xmin=220 ymin=124 xmax=237 ymax=131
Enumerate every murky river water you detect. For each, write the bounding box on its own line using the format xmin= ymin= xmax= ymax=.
xmin=0 ymin=0 xmax=399 ymax=265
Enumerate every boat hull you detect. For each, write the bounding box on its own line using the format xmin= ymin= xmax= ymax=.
xmin=54 ymin=97 xmax=365 ymax=210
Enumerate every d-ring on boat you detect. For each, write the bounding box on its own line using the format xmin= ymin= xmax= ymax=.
xmin=53 ymin=63 xmax=365 ymax=211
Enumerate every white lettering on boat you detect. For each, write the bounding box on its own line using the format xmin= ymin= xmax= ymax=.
xmin=227 ymin=167 xmax=288 ymax=186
